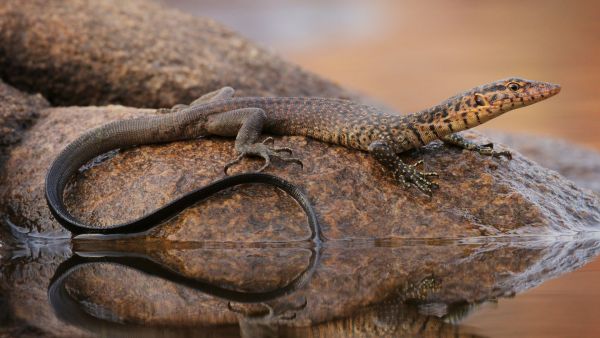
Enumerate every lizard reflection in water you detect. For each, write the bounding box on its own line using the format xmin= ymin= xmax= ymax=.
xmin=45 ymin=78 xmax=560 ymax=234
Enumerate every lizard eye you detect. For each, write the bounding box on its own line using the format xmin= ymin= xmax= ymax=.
xmin=474 ymin=94 xmax=488 ymax=106
xmin=508 ymin=82 xmax=520 ymax=91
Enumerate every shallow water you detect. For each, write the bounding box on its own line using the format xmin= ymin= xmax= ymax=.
xmin=2 ymin=230 xmax=600 ymax=337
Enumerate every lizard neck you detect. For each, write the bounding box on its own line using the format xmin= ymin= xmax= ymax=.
xmin=399 ymin=103 xmax=472 ymax=147
xmin=404 ymin=95 xmax=497 ymax=145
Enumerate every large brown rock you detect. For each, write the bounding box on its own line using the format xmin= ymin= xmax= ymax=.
xmin=1 ymin=102 xmax=599 ymax=240
xmin=0 ymin=80 xmax=48 ymax=163
xmin=0 ymin=0 xmax=358 ymax=108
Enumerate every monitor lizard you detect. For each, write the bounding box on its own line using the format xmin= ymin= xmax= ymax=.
xmin=45 ymin=77 xmax=560 ymax=235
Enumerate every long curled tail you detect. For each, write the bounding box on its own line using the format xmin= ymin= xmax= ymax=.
xmin=45 ymin=172 xmax=322 ymax=244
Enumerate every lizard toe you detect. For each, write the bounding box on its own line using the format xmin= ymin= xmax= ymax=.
xmin=261 ymin=136 xmax=274 ymax=145
xmin=256 ymin=160 xmax=271 ymax=173
xmin=281 ymin=156 xmax=303 ymax=168
xmin=271 ymin=146 xmax=294 ymax=154
xmin=269 ymin=150 xmax=303 ymax=169
xmin=405 ymin=169 xmax=439 ymax=195
xmin=223 ymin=153 xmax=245 ymax=175
xmin=411 ymin=159 xmax=424 ymax=168
xmin=496 ymin=150 xmax=512 ymax=160
xmin=414 ymin=182 xmax=433 ymax=196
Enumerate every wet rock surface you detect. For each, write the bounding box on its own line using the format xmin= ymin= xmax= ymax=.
xmin=0 ymin=239 xmax=81 ymax=337
xmin=0 ymin=0 xmax=358 ymax=108
xmin=486 ymin=131 xmax=600 ymax=195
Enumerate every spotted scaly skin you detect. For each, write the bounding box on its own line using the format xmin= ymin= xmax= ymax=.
xmin=47 ymin=77 xmax=561 ymax=205
xmin=193 ymin=77 xmax=560 ymax=194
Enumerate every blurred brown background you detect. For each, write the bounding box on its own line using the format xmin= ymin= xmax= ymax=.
xmin=167 ymin=1 xmax=599 ymax=337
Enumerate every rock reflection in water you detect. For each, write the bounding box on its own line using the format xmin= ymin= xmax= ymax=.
xmin=2 ymin=236 xmax=600 ymax=337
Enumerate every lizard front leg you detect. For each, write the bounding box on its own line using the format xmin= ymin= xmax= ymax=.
xmin=368 ymin=140 xmax=438 ymax=195
xmin=206 ymin=108 xmax=303 ymax=174
xmin=442 ymin=133 xmax=512 ymax=159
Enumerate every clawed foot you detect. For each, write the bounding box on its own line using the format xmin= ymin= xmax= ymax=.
xmin=476 ymin=143 xmax=512 ymax=159
xmin=224 ymin=139 xmax=303 ymax=175
xmin=396 ymin=160 xmax=439 ymax=196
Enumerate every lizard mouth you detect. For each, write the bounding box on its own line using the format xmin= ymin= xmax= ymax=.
xmin=491 ymin=85 xmax=561 ymax=108
xmin=541 ymin=85 xmax=561 ymax=98
xmin=529 ymin=86 xmax=562 ymax=102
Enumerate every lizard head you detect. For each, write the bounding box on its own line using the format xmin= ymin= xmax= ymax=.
xmin=452 ymin=77 xmax=561 ymax=125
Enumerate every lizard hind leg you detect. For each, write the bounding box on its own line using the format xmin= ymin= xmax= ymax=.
xmin=368 ymin=140 xmax=439 ymax=195
xmin=206 ymin=108 xmax=303 ymax=174
xmin=189 ymin=86 xmax=235 ymax=106
xmin=168 ymin=87 xmax=236 ymax=113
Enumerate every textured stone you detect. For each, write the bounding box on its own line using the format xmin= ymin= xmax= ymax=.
xmin=0 ymin=0 xmax=358 ymax=108
xmin=485 ymin=131 xmax=600 ymax=195
xmin=0 ymin=81 xmax=48 ymax=164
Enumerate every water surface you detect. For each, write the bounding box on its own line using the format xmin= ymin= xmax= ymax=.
xmin=2 ymin=230 xmax=600 ymax=337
